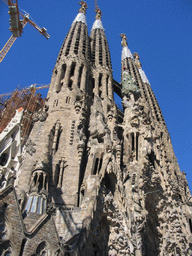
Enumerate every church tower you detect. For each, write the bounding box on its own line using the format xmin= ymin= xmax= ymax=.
xmin=0 ymin=2 xmax=192 ymax=255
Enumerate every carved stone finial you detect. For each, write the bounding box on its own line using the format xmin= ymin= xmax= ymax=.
xmin=95 ymin=8 xmax=102 ymax=20
xmin=120 ymin=33 xmax=128 ymax=47
xmin=133 ymin=52 xmax=142 ymax=68
xmin=78 ymin=1 xmax=88 ymax=14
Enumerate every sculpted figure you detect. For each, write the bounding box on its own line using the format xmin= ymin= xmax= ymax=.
xmin=121 ymin=69 xmax=141 ymax=101
xmin=89 ymin=96 xmax=107 ymax=142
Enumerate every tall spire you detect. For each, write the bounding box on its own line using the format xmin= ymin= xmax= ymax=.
xmin=133 ymin=52 xmax=150 ymax=84
xmin=120 ymin=33 xmax=132 ymax=60
xmin=73 ymin=1 xmax=88 ymax=25
xmin=91 ymin=8 xmax=104 ymax=31
xmin=90 ymin=6 xmax=113 ymax=101
xmin=49 ymin=1 xmax=91 ymax=94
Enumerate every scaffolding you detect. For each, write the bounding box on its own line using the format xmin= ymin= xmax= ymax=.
xmin=0 ymin=87 xmax=45 ymax=145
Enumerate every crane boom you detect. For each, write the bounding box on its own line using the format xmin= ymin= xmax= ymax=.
xmin=20 ymin=13 xmax=50 ymax=39
xmin=1 ymin=0 xmax=50 ymax=62
xmin=0 ymin=19 xmax=27 ymax=63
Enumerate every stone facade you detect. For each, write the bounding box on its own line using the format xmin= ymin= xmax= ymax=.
xmin=0 ymin=2 xmax=192 ymax=255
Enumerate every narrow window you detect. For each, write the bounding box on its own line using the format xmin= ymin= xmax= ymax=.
xmin=25 ymin=196 xmax=33 ymax=212
xmin=98 ymin=158 xmax=103 ymax=173
xmin=70 ymin=62 xmax=76 ymax=77
xmin=53 ymin=99 xmax=58 ymax=107
xmin=66 ymin=96 xmax=71 ymax=104
xmin=132 ymin=173 xmax=136 ymax=185
xmin=61 ymin=64 xmax=66 ymax=80
xmin=38 ymin=174 xmax=43 ymax=191
xmin=42 ymin=198 xmax=46 ymax=214
xmin=19 ymin=238 xmax=27 ymax=256
xmin=99 ymin=33 xmax=103 ymax=65
xmin=92 ymin=30 xmax=97 ymax=64
xmin=92 ymin=78 xmax=95 ymax=91
xmin=0 ymin=153 xmax=8 ymax=166
xmin=82 ymin=27 xmax=86 ymax=55
xmin=106 ymin=75 xmax=109 ymax=96
xmin=69 ymin=121 xmax=75 ymax=145
xmin=131 ymin=133 xmax=134 ymax=151
xmin=104 ymin=39 xmax=109 ymax=67
xmin=74 ymin=24 xmax=81 ymax=55
xmin=68 ymin=80 xmax=73 ymax=89
xmin=136 ymin=133 xmax=139 ymax=161
xmin=65 ymin=23 xmax=77 ymax=56
xmin=93 ymin=158 xmax=99 ymax=175
xmin=189 ymin=219 xmax=192 ymax=233
xmin=36 ymin=197 xmax=42 ymax=214
xmin=78 ymin=65 xmax=84 ymax=88
xmin=31 ymin=196 xmax=38 ymax=213
xmin=99 ymin=73 xmax=102 ymax=88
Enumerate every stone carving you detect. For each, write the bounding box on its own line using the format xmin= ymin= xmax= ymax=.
xmin=121 ymin=69 xmax=141 ymax=101
xmin=95 ymin=8 xmax=102 ymax=21
xmin=88 ymin=96 xmax=108 ymax=146
xmin=32 ymin=105 xmax=48 ymax=122
xmin=120 ymin=33 xmax=128 ymax=48
xmin=0 ymin=167 xmax=15 ymax=192
xmin=78 ymin=1 xmax=88 ymax=14
xmin=25 ymin=139 xmax=36 ymax=155
xmin=46 ymin=202 xmax=56 ymax=215
xmin=74 ymin=100 xmax=82 ymax=114
xmin=133 ymin=52 xmax=142 ymax=69
xmin=77 ymin=99 xmax=88 ymax=162
xmin=102 ymin=189 xmax=134 ymax=255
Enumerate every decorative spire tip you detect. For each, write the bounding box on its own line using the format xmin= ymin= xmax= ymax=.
xmin=78 ymin=1 xmax=88 ymax=14
xmin=95 ymin=8 xmax=102 ymax=20
xmin=120 ymin=33 xmax=128 ymax=47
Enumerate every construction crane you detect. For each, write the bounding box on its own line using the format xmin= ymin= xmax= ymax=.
xmin=0 ymin=0 xmax=50 ymax=63
xmin=0 ymin=84 xmax=50 ymax=98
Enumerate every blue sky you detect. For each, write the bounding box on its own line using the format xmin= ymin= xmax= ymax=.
xmin=0 ymin=0 xmax=192 ymax=190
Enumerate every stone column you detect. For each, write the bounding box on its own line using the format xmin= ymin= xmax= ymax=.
xmin=94 ymin=75 xmax=99 ymax=96
xmin=108 ymin=77 xmax=113 ymax=100
xmin=63 ymin=65 xmax=71 ymax=88
xmin=102 ymin=73 xmax=107 ymax=98
xmin=80 ymin=67 xmax=87 ymax=91
xmin=73 ymin=64 xmax=80 ymax=89
xmin=55 ymin=68 xmax=63 ymax=93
